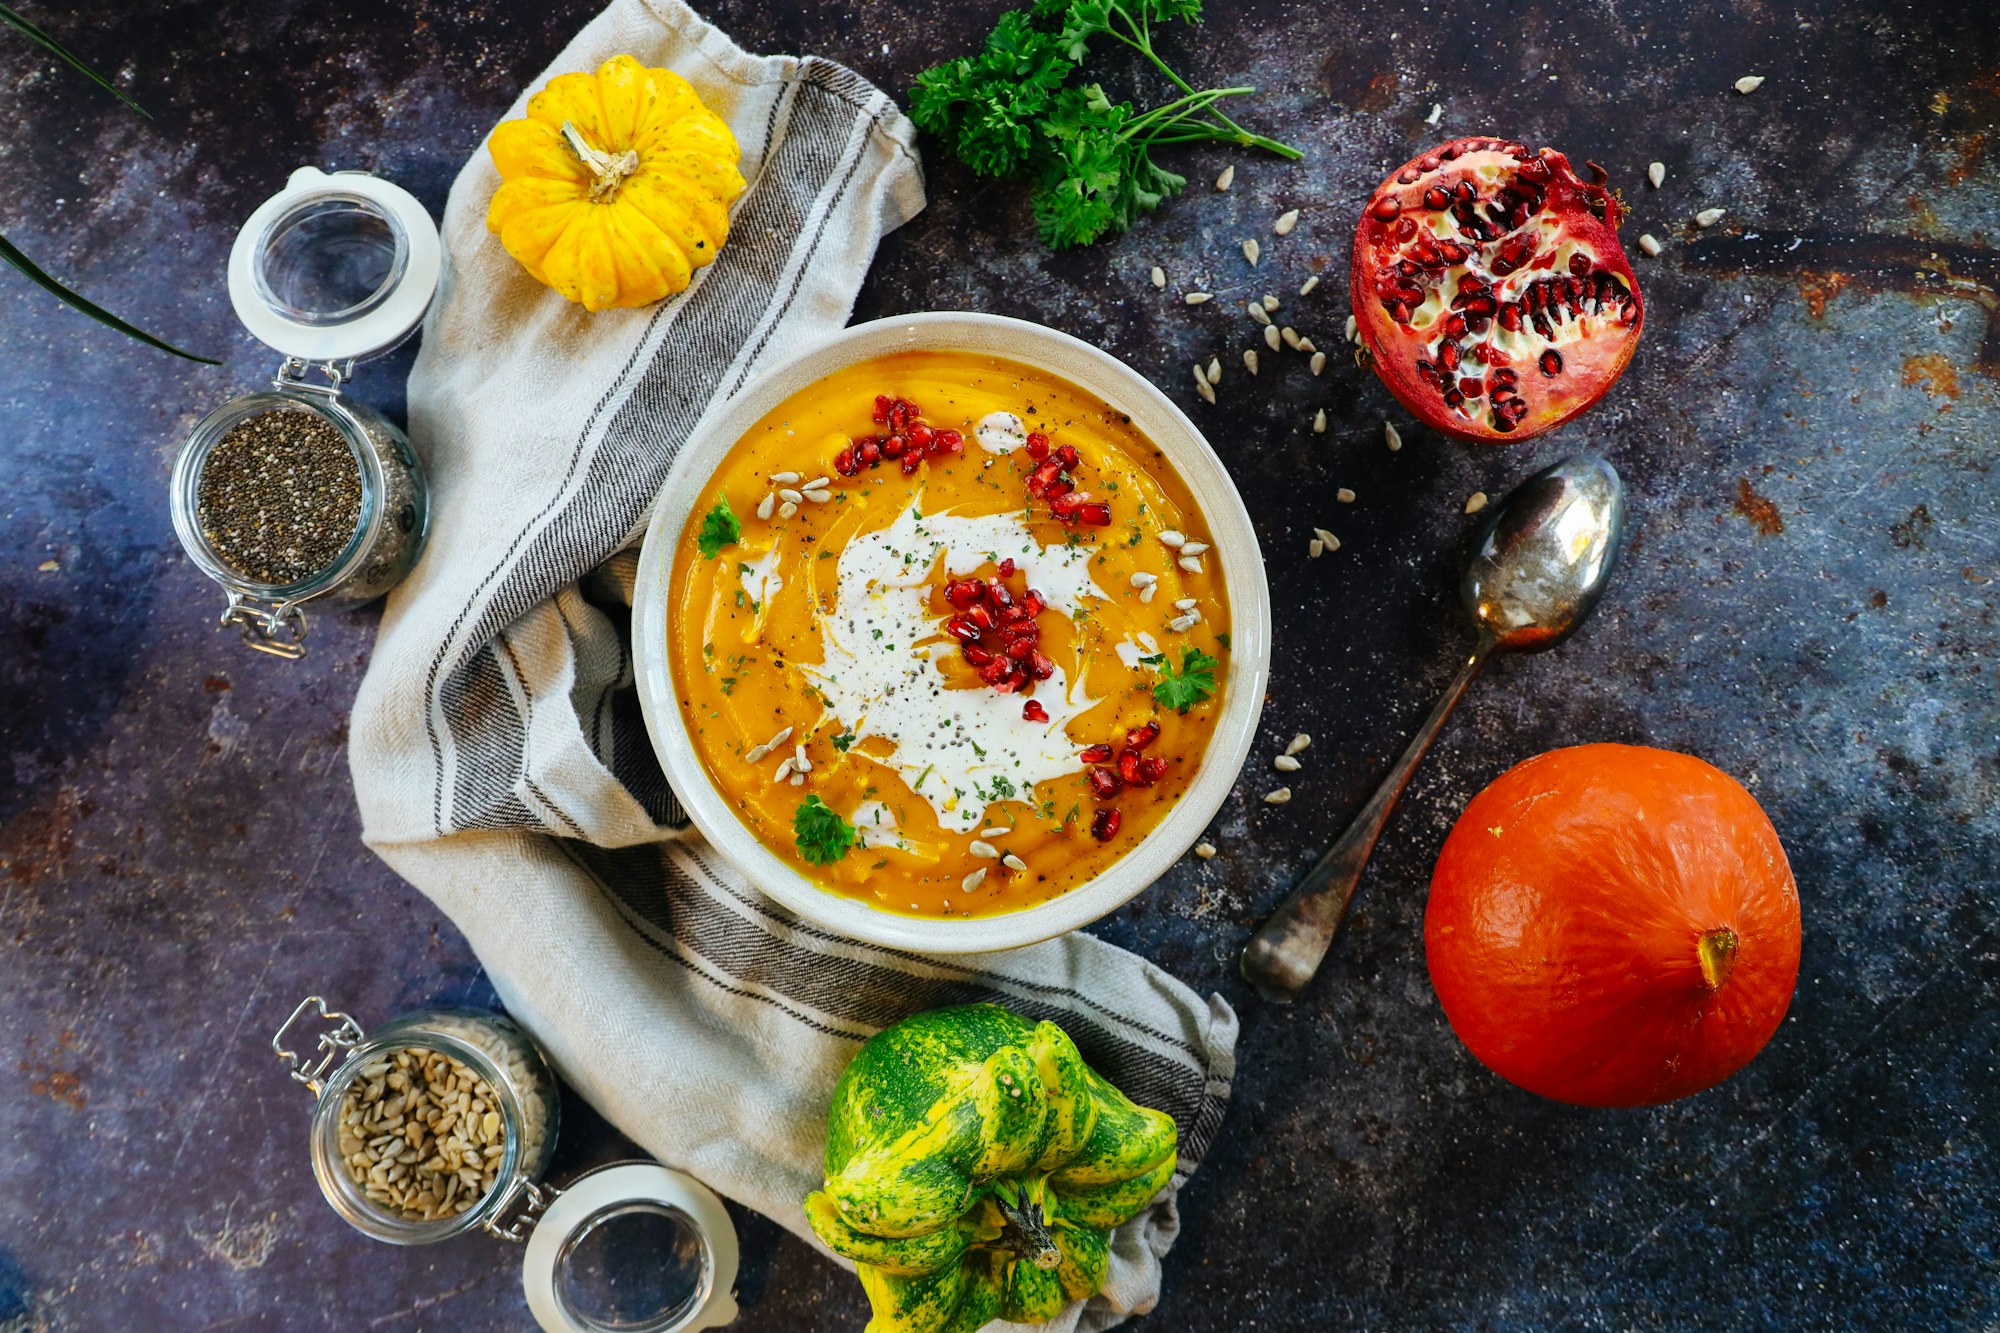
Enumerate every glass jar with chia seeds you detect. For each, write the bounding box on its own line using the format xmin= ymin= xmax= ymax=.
xmin=273 ymin=996 xmax=741 ymax=1333
xmin=170 ymin=167 xmax=437 ymax=658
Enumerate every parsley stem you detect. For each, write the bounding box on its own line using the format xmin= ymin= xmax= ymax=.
xmin=1103 ymin=12 xmax=1303 ymax=160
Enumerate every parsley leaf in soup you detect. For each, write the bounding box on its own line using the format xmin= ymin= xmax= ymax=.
xmin=696 ymin=497 xmax=740 ymax=560
xmin=1152 ymin=647 xmax=1219 ymax=714
xmin=793 ymin=796 xmax=856 ymax=866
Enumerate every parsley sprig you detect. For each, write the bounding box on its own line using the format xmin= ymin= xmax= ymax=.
xmin=910 ymin=0 xmax=1300 ymax=249
xmin=793 ymin=796 xmax=857 ymax=866
xmin=1152 ymin=647 xmax=1220 ymax=713
xmin=696 ymin=498 xmax=740 ymax=560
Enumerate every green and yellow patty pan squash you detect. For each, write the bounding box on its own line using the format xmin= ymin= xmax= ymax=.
xmin=805 ymin=1004 xmax=1179 ymax=1333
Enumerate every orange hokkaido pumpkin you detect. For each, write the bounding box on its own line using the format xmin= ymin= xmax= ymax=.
xmin=1426 ymin=744 xmax=1801 ymax=1107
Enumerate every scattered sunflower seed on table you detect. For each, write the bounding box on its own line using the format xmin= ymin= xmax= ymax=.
xmin=1299 ymin=274 xmax=1320 ymax=296
xmin=1215 ymin=164 xmax=1235 ymax=191
xmin=1465 ymin=492 xmax=1489 ymax=515
xmin=1735 ymin=75 xmax=1765 ymax=93
xmin=1185 ymin=291 xmax=1213 ymax=304
xmin=1274 ymin=754 xmax=1301 ymax=772
xmin=1384 ymin=421 xmax=1404 ymax=451
xmin=1264 ymin=324 xmax=1282 ymax=351
xmin=1264 ymin=787 xmax=1293 ymax=805
xmin=1695 ymin=208 xmax=1726 ymax=228
xmin=1310 ymin=351 xmax=1327 ymax=376
xmin=1248 ymin=300 xmax=1271 ymax=326
xmin=1639 ymin=233 xmax=1663 ymax=257
xmin=1647 ymin=161 xmax=1666 ymax=188
xmin=1273 ymin=209 xmax=1300 ymax=236
xmin=1287 ymin=733 xmax=1312 ymax=755
xmin=1195 ymin=842 xmax=1217 ymax=859
xmin=1151 ymin=265 xmax=1166 ymax=288
xmin=1336 ymin=487 xmax=1356 ymax=503
xmin=1244 ymin=348 xmax=1260 ymax=375
xmin=1243 ymin=238 xmax=1261 ymax=266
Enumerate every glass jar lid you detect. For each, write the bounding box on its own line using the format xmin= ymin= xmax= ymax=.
xmin=228 ymin=166 xmax=441 ymax=364
xmin=522 ymin=1163 xmax=740 ymax=1333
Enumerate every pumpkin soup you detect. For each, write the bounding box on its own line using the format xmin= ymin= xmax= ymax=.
xmin=668 ymin=350 xmax=1230 ymax=917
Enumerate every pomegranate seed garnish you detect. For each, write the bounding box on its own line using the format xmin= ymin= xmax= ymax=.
xmin=965 ymin=604 xmax=996 ymax=631
xmin=1117 ymin=751 xmax=1143 ymax=785
xmin=1080 ymin=743 xmax=1114 ymax=764
xmin=834 ymin=447 xmax=858 ymax=476
xmin=1049 ymin=491 xmax=1089 ymax=518
xmin=1088 ymin=767 xmax=1123 ymax=798
xmin=906 ymin=423 xmax=933 ymax=450
xmin=996 ymin=604 xmax=1029 ymax=626
xmin=1005 ymin=638 xmax=1034 ymax=661
xmin=961 ymin=643 xmax=994 ymax=667
xmin=997 ymin=558 xmax=1015 ymax=578
xmin=1073 ymin=503 xmax=1112 ymax=527
xmin=978 ymin=658 xmax=1012 ymax=685
xmin=987 ymin=581 xmax=1013 ymax=609
xmin=872 ymin=394 xmax=891 ymax=424
xmin=1125 ymin=722 xmax=1161 ymax=750
xmin=995 ymin=667 xmax=1028 ymax=694
xmin=944 ymin=616 xmax=981 ymax=642
xmin=1091 ymin=808 xmax=1122 ymax=841
xmin=1139 ymin=755 xmax=1170 ymax=784
xmin=1053 ymin=444 xmax=1079 ymax=469
xmin=857 ymin=439 xmax=881 ymax=467
xmin=882 ymin=435 xmax=906 ymax=458
xmin=935 ymin=429 xmax=963 ymax=454
xmin=1019 ymin=591 xmax=1044 ymax=618
xmin=1025 ymin=431 xmax=1050 ymax=459
xmin=1022 ymin=700 xmax=1049 ymax=723
xmin=1027 ymin=650 xmax=1055 ymax=680
xmin=945 ymin=577 xmax=986 ymax=609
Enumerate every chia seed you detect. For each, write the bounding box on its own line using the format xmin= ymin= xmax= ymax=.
xmin=196 ymin=409 xmax=363 ymax=586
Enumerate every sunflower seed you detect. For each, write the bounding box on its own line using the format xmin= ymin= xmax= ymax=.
xmin=1208 ymin=356 xmax=1222 ymax=383
xmin=1169 ymin=614 xmax=1198 ymax=632
xmin=1196 ymin=377 xmax=1216 ymax=405
xmin=1344 ymin=314 xmax=1359 ymax=343
xmin=1158 ymin=530 xmax=1186 ymax=548
xmin=1298 ymin=337 xmax=1317 ymax=354
xmin=1287 ymin=732 xmax=1312 ymax=755
xmin=756 ymin=492 xmax=776 ymax=520
xmin=1244 ymin=238 xmax=1262 ymax=266
xmin=1639 ymin=233 xmax=1663 ymax=257
xmin=1263 ymin=294 xmax=1280 ymax=311
xmin=778 ymin=488 xmax=803 ymax=504
xmin=1734 ymin=74 xmax=1765 ymax=93
xmin=769 ymin=471 xmax=801 ymax=485
xmin=1264 ymin=324 xmax=1282 ymax=351
xmin=1282 ymin=326 xmax=1302 ymax=350
xmin=1264 ymin=787 xmax=1293 ymax=805
xmin=1384 ymin=421 xmax=1403 ymax=451
xmin=1215 ymin=164 xmax=1235 ymax=190
xmin=969 ymin=840 xmax=999 ymax=859
xmin=1003 ymin=854 xmax=1029 ymax=873
xmin=1179 ymin=541 xmax=1209 ymax=555
xmin=1274 ymin=208 xmax=1300 ymax=236
xmin=1299 ymin=275 xmax=1321 ymax=296
xmin=1130 ymin=571 xmax=1158 ymax=587
xmin=1193 ymin=361 xmax=1210 ymax=388
xmin=1194 ymin=842 xmax=1217 ymax=859
xmin=803 ymin=488 xmax=831 ymax=503
xmin=1308 ymin=538 xmax=1324 ymax=558
xmin=1248 ymin=301 xmax=1271 ymax=325
xmin=1174 ymin=597 xmax=1199 ymax=610
xmin=1310 ymin=351 xmax=1327 ymax=376
xmin=1185 ymin=291 xmax=1213 ymax=304
xmin=1274 ymin=754 xmax=1302 ymax=772
xmin=804 ymin=477 xmax=830 ymax=491
xmin=1244 ymin=348 xmax=1260 ymax=375
xmin=1695 ymin=207 xmax=1726 ymax=228
xmin=790 ymin=773 xmax=804 ymax=786
xmin=1140 ymin=582 xmax=1158 ymax=603
xmin=982 ymin=826 xmax=1010 ymax=838
xmin=1465 ymin=491 xmax=1489 ymax=514
xmin=962 ymin=868 xmax=987 ymax=892
xmin=779 ymin=500 xmax=799 ymax=519
xmin=794 ymin=743 xmax=811 ymax=772
xmin=1151 ymin=265 xmax=1167 ymax=288
xmin=1426 ymin=101 xmax=1444 ymax=126
xmin=1336 ymin=487 xmax=1355 ymax=503
xmin=1312 ymin=526 xmax=1337 ymax=547
xmin=1647 ymin=161 xmax=1666 ymax=189
xmin=774 ymin=758 xmax=794 ymax=782
xmin=1177 ymin=555 xmax=1204 ymax=574
xmin=1312 ymin=408 xmax=1327 ymax=433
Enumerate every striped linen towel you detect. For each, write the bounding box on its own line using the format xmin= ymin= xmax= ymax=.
xmin=347 ymin=2 xmax=1238 ymax=1328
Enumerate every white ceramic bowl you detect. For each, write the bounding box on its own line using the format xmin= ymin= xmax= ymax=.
xmin=632 ymin=312 xmax=1269 ymax=952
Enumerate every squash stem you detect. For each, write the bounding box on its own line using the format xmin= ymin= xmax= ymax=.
xmin=994 ymin=1194 xmax=1062 ymax=1271
xmin=558 ymin=120 xmax=640 ymax=203
xmin=1697 ymin=927 xmax=1739 ymax=991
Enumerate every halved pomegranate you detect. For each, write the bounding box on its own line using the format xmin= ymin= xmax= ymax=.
xmin=1350 ymin=137 xmax=1643 ymax=443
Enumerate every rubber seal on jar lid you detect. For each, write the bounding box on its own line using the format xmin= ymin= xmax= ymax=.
xmin=523 ymin=1162 xmax=739 ymax=1333
xmin=227 ymin=166 xmax=441 ymax=364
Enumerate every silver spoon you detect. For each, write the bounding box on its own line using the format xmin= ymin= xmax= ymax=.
xmin=1241 ymin=454 xmax=1627 ymax=1004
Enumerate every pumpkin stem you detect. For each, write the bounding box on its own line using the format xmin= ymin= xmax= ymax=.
xmin=559 ymin=120 xmax=640 ymax=203
xmin=1697 ymin=927 xmax=1739 ymax=991
xmin=993 ymin=1193 xmax=1063 ymax=1271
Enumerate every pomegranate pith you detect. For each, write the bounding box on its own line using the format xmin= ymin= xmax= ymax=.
xmin=1351 ymin=136 xmax=1644 ymax=444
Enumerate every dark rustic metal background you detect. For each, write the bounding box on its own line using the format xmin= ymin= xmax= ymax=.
xmin=2 ymin=1 xmax=1995 ymax=1328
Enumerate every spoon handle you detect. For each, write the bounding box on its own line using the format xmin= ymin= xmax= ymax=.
xmin=1241 ymin=636 xmax=1494 ymax=1003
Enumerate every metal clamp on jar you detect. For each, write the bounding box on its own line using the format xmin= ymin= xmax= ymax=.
xmin=171 ymin=168 xmax=436 ymax=658
xmin=273 ymin=996 xmax=740 ymax=1333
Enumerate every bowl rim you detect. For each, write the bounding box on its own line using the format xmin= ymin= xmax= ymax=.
xmin=632 ymin=311 xmax=1270 ymax=953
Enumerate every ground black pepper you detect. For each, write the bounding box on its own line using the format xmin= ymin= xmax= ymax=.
xmin=196 ymin=409 xmax=363 ymax=586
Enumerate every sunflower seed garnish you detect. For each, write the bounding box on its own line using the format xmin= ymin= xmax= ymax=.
xmin=794 ymin=743 xmax=811 ymax=772
xmin=1130 ymin=571 xmax=1158 ymax=587
xmin=803 ymin=488 xmax=831 ymax=503
xmin=1177 ymin=555 xmax=1204 ymax=574
xmin=1264 ymin=787 xmax=1293 ymax=805
xmin=1158 ymin=529 xmax=1186 ymax=548
xmin=1174 ymin=597 xmax=1199 ymax=610
xmin=778 ymin=488 xmax=803 ymax=504
xmin=773 ymin=758 xmax=794 ymax=782
xmin=982 ymin=827 xmax=1011 ymax=838
xmin=756 ymin=492 xmax=776 ymax=520
xmin=769 ymin=471 xmax=801 ymax=485
xmin=1215 ymin=164 xmax=1235 ymax=191
xmin=1169 ymin=614 xmax=1198 ymax=632
xmin=1274 ymin=754 xmax=1302 ymax=772
xmin=1002 ymin=854 xmax=1028 ymax=873
xmin=969 ymin=840 xmax=999 ymax=859
xmin=1274 ymin=208 xmax=1300 ymax=236
xmin=1140 ymin=582 xmax=1158 ymax=603
xmin=1286 ymin=732 xmax=1311 ymax=755
xmin=779 ymin=500 xmax=799 ymax=519
xmin=962 ymin=868 xmax=987 ymax=892
xmin=1179 ymin=541 xmax=1209 ymax=556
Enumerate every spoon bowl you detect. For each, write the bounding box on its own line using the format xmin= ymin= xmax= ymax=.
xmin=1240 ymin=454 xmax=1626 ymax=1003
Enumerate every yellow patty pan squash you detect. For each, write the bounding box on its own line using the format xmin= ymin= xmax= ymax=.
xmin=486 ymin=53 xmax=746 ymax=311
xmin=806 ymin=1005 xmax=1179 ymax=1333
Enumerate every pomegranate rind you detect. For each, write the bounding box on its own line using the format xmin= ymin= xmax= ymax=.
xmin=1350 ymin=136 xmax=1644 ymax=444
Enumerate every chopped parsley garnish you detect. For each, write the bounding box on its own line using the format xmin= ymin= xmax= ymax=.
xmin=1152 ymin=647 xmax=1220 ymax=713
xmin=696 ymin=498 xmax=740 ymax=559
xmin=1215 ymin=631 xmax=1231 ymax=651
xmin=832 ymin=732 xmax=857 ymax=752
xmin=793 ymin=796 xmax=856 ymax=866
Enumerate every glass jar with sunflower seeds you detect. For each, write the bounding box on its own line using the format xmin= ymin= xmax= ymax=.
xmin=169 ymin=166 xmax=437 ymax=658
xmin=272 ymin=996 xmax=741 ymax=1333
